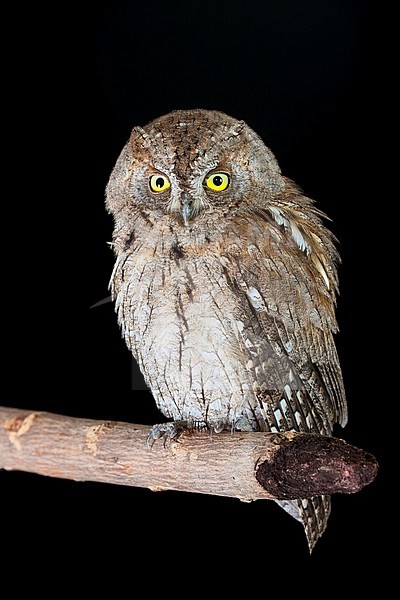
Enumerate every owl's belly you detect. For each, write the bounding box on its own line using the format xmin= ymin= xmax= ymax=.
xmin=115 ymin=255 xmax=265 ymax=430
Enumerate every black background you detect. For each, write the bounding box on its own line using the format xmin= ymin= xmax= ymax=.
xmin=4 ymin=0 xmax=386 ymax=589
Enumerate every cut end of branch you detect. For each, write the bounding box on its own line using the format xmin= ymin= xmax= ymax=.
xmin=255 ymin=433 xmax=378 ymax=500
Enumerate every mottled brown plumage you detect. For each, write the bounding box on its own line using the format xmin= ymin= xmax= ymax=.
xmin=106 ymin=109 xmax=347 ymax=550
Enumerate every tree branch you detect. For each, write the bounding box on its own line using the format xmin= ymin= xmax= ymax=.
xmin=0 ymin=406 xmax=377 ymax=501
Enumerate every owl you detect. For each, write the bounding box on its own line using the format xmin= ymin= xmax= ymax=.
xmin=106 ymin=109 xmax=347 ymax=551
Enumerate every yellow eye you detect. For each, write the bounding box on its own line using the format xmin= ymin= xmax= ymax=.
xmin=205 ymin=172 xmax=230 ymax=191
xmin=149 ymin=174 xmax=171 ymax=193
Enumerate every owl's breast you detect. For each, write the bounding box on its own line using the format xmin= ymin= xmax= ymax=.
xmin=112 ymin=245 xmax=261 ymax=428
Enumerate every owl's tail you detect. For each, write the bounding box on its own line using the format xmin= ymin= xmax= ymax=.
xmin=275 ymin=495 xmax=331 ymax=552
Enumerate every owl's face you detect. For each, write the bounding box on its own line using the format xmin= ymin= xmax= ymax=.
xmin=109 ymin=110 xmax=285 ymax=229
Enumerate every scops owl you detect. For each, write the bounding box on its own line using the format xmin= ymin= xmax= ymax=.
xmin=106 ymin=109 xmax=347 ymax=551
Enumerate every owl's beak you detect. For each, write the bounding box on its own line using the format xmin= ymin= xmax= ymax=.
xmin=180 ymin=194 xmax=194 ymax=226
xmin=181 ymin=203 xmax=191 ymax=226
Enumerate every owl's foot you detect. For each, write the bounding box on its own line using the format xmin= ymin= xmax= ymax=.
xmin=233 ymin=416 xmax=255 ymax=432
xmin=146 ymin=421 xmax=201 ymax=448
xmin=146 ymin=420 xmax=223 ymax=448
xmin=146 ymin=421 xmax=189 ymax=447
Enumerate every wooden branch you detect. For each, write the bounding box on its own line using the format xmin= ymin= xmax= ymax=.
xmin=0 ymin=406 xmax=377 ymax=501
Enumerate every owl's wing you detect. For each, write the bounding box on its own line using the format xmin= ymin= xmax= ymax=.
xmin=219 ymin=212 xmax=347 ymax=550
xmin=222 ymin=213 xmax=347 ymax=434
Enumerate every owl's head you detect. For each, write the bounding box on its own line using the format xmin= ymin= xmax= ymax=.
xmin=106 ymin=109 xmax=285 ymax=227
xmin=107 ymin=109 xmax=338 ymax=292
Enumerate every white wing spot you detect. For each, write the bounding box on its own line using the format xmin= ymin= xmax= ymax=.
xmin=247 ymin=287 xmax=266 ymax=312
xmin=274 ymin=409 xmax=284 ymax=427
xmin=219 ymin=256 xmax=230 ymax=268
xmin=235 ymin=320 xmax=244 ymax=334
xmin=283 ymin=340 xmax=293 ymax=352
xmin=284 ymin=385 xmax=292 ymax=399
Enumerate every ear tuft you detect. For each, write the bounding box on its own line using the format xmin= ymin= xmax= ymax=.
xmin=130 ymin=126 xmax=152 ymax=150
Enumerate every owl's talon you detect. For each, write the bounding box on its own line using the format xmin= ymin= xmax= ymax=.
xmin=146 ymin=421 xmax=190 ymax=448
xmin=146 ymin=420 xmax=216 ymax=448
xmin=233 ymin=416 xmax=254 ymax=432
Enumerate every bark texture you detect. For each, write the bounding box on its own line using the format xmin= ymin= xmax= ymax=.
xmin=0 ymin=406 xmax=377 ymax=501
